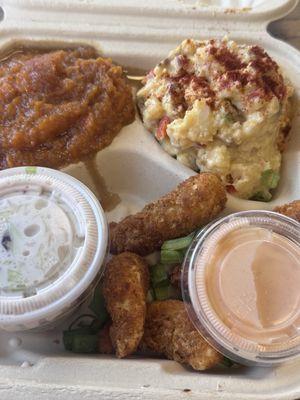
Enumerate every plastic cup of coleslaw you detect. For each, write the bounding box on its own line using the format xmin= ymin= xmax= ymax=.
xmin=0 ymin=166 xmax=108 ymax=332
xmin=182 ymin=211 xmax=300 ymax=366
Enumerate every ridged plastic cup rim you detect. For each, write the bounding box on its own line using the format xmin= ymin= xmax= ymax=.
xmin=0 ymin=166 xmax=108 ymax=330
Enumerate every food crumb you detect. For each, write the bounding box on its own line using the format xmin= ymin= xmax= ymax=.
xmin=20 ymin=361 xmax=33 ymax=368
xmin=224 ymin=7 xmax=251 ymax=14
xmin=216 ymin=382 xmax=225 ymax=392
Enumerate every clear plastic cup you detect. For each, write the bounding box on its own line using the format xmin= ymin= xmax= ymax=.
xmin=0 ymin=166 xmax=108 ymax=331
xmin=182 ymin=211 xmax=300 ymax=366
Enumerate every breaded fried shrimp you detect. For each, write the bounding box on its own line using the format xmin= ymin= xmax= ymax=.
xmin=143 ymin=300 xmax=222 ymax=370
xmin=274 ymin=200 xmax=300 ymax=223
xmin=110 ymin=173 xmax=227 ymax=256
xmin=103 ymin=252 xmax=149 ymax=358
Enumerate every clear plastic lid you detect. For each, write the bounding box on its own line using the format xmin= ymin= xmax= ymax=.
xmin=0 ymin=166 xmax=108 ymax=331
xmin=182 ymin=211 xmax=300 ymax=366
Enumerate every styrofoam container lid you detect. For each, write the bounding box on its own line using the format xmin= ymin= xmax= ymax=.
xmin=0 ymin=0 xmax=298 ymax=397
xmin=0 ymin=166 xmax=108 ymax=331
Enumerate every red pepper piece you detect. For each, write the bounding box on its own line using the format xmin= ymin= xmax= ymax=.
xmin=146 ymin=69 xmax=155 ymax=79
xmin=156 ymin=116 xmax=170 ymax=141
xmin=226 ymin=184 xmax=237 ymax=194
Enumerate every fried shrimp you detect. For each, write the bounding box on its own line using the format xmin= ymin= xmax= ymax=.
xmin=143 ymin=300 xmax=222 ymax=371
xmin=274 ymin=200 xmax=300 ymax=223
xmin=103 ymin=252 xmax=149 ymax=358
xmin=110 ymin=173 xmax=227 ymax=256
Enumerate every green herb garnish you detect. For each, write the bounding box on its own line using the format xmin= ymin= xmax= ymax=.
xmin=261 ymin=169 xmax=280 ymax=189
xmin=152 ymin=283 xmax=181 ymax=301
xmin=220 ymin=356 xmax=235 ymax=368
xmin=161 ymin=232 xmax=194 ymax=251
xmin=161 ymin=249 xmax=185 ymax=264
xmin=63 ymin=286 xmax=109 ymax=353
xmin=25 ymin=166 xmax=37 ymax=174
xmin=89 ymin=285 xmax=109 ymax=325
xmin=251 ymin=191 xmax=272 ymax=202
xmin=150 ymin=263 xmax=169 ymax=287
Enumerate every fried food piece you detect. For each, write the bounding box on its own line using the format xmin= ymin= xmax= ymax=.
xmin=143 ymin=300 xmax=222 ymax=370
xmin=0 ymin=47 xmax=135 ymax=169
xmin=103 ymin=252 xmax=149 ymax=358
xmin=274 ymin=200 xmax=300 ymax=223
xmin=110 ymin=173 xmax=227 ymax=256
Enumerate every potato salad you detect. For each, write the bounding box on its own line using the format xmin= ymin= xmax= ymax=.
xmin=137 ymin=38 xmax=294 ymax=199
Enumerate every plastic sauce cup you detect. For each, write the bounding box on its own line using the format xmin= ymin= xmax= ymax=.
xmin=182 ymin=211 xmax=300 ymax=366
xmin=0 ymin=167 xmax=108 ymax=331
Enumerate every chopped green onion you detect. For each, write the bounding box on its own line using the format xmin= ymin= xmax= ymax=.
xmin=89 ymin=318 xmax=105 ymax=334
xmin=68 ymin=314 xmax=95 ymax=332
xmin=63 ymin=327 xmax=94 ymax=351
xmin=251 ymin=191 xmax=272 ymax=202
xmin=63 ymin=312 xmax=106 ymax=352
xmin=261 ymin=169 xmax=280 ymax=189
xmin=71 ymin=334 xmax=98 ymax=353
xmin=5 ymin=285 xmax=27 ymax=292
xmin=153 ymin=285 xmax=172 ymax=301
xmin=153 ymin=284 xmax=180 ymax=301
xmin=144 ymin=252 xmax=160 ymax=267
xmin=25 ymin=166 xmax=37 ymax=174
xmin=89 ymin=286 xmax=109 ymax=326
xmin=150 ymin=264 xmax=168 ymax=286
xmin=220 ymin=356 xmax=235 ymax=368
xmin=63 ymin=332 xmax=74 ymax=351
xmin=161 ymin=249 xmax=185 ymax=264
xmin=7 ymin=269 xmax=23 ymax=285
xmin=161 ymin=232 xmax=195 ymax=251
xmin=146 ymin=288 xmax=155 ymax=303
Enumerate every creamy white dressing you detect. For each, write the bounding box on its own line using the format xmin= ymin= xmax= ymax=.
xmin=0 ymin=167 xmax=108 ymax=332
xmin=0 ymin=190 xmax=81 ymax=295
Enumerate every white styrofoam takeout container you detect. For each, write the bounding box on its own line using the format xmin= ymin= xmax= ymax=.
xmin=0 ymin=0 xmax=299 ymax=398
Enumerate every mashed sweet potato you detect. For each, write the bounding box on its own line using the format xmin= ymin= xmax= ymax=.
xmin=0 ymin=47 xmax=135 ymax=169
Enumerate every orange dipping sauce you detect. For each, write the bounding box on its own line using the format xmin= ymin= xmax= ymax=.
xmin=183 ymin=211 xmax=300 ymax=366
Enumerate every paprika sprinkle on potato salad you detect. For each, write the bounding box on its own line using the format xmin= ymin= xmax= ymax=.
xmin=137 ymin=38 xmax=294 ymax=200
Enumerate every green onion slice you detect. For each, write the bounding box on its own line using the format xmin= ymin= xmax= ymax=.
xmin=153 ymin=284 xmax=181 ymax=301
xmin=153 ymin=285 xmax=172 ymax=301
xmin=146 ymin=288 xmax=155 ymax=303
xmin=161 ymin=249 xmax=185 ymax=264
xmin=68 ymin=314 xmax=96 ymax=331
xmin=161 ymin=232 xmax=195 ymax=251
xmin=89 ymin=286 xmax=109 ymax=326
xmin=220 ymin=356 xmax=235 ymax=368
xmin=261 ymin=169 xmax=280 ymax=189
xmin=63 ymin=327 xmax=95 ymax=352
xmin=150 ymin=263 xmax=168 ymax=286
xmin=251 ymin=191 xmax=272 ymax=202
xmin=71 ymin=334 xmax=99 ymax=353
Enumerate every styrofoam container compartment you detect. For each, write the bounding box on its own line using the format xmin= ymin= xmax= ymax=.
xmin=0 ymin=0 xmax=299 ymax=398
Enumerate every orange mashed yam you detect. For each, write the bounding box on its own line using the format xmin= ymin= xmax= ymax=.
xmin=0 ymin=47 xmax=135 ymax=169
